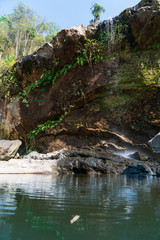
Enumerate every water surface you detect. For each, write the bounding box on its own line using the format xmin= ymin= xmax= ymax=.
xmin=0 ymin=174 xmax=160 ymax=240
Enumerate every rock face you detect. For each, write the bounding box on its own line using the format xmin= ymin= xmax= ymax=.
xmin=0 ymin=23 xmax=99 ymax=139
xmin=149 ymin=133 xmax=160 ymax=161
xmin=0 ymin=140 xmax=22 ymax=160
xmin=116 ymin=0 xmax=160 ymax=48
xmin=99 ymin=0 xmax=160 ymax=48
xmin=16 ymin=24 xmax=97 ymax=84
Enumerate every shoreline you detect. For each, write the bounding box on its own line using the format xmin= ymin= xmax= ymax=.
xmin=0 ymin=148 xmax=159 ymax=176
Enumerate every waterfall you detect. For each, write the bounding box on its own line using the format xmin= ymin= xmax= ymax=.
xmin=102 ymin=18 xmax=114 ymax=36
xmin=133 ymin=6 xmax=136 ymax=11
xmin=99 ymin=18 xmax=114 ymax=47
xmin=144 ymin=164 xmax=154 ymax=175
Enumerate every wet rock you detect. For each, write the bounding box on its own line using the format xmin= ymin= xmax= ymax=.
xmin=128 ymin=152 xmax=141 ymax=160
xmin=0 ymin=140 xmax=22 ymax=161
xmin=123 ymin=165 xmax=149 ymax=175
xmin=137 ymin=152 xmax=150 ymax=161
xmin=148 ymin=132 xmax=160 ymax=161
xmin=70 ymin=148 xmax=108 ymax=160
xmin=58 ymin=157 xmax=107 ymax=174
xmin=57 ymin=148 xmax=156 ymax=175
xmin=128 ymin=152 xmax=150 ymax=161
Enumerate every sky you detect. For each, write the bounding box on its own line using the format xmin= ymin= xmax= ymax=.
xmin=0 ymin=0 xmax=140 ymax=30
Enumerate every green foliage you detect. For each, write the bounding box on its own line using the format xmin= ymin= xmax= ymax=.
xmin=20 ymin=37 xmax=104 ymax=101
xmin=0 ymin=16 xmax=13 ymax=60
xmin=96 ymin=22 xmax=129 ymax=52
xmin=98 ymin=50 xmax=160 ymax=115
xmin=35 ymin=37 xmax=104 ymax=88
xmin=75 ymin=121 xmax=83 ymax=127
xmin=20 ymin=60 xmax=75 ymax=100
xmin=112 ymin=51 xmax=160 ymax=94
xmin=0 ymin=2 xmax=59 ymax=65
xmin=28 ymin=112 xmax=68 ymax=140
xmin=152 ymin=44 xmax=160 ymax=50
xmin=27 ymin=60 xmax=59 ymax=91
xmin=90 ymin=3 xmax=105 ymax=23
xmin=0 ymin=66 xmax=20 ymax=96
xmin=140 ymin=62 xmax=160 ymax=86
xmin=77 ymin=37 xmax=104 ymax=65
xmin=102 ymin=94 xmax=138 ymax=112
xmin=44 ymin=22 xmax=60 ymax=42
xmin=0 ymin=18 xmax=127 ymax=101
xmin=9 ymin=36 xmax=106 ymax=108
xmin=0 ymin=55 xmax=16 ymax=71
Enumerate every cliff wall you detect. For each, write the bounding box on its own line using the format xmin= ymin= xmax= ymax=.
xmin=0 ymin=0 xmax=160 ymax=156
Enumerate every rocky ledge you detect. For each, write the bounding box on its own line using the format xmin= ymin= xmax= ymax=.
xmin=0 ymin=142 xmax=160 ymax=176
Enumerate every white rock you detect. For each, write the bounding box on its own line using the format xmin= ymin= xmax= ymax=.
xmin=0 ymin=158 xmax=58 ymax=174
xmin=0 ymin=140 xmax=22 ymax=161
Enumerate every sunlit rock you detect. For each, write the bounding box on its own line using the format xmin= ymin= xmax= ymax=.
xmin=0 ymin=140 xmax=22 ymax=161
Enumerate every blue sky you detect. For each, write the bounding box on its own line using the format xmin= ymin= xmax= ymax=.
xmin=0 ymin=0 xmax=140 ymax=29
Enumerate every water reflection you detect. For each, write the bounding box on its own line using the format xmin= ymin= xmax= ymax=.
xmin=0 ymin=174 xmax=160 ymax=239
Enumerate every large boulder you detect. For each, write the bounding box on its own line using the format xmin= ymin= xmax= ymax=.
xmin=0 ymin=23 xmax=99 ymax=139
xmin=148 ymin=133 xmax=160 ymax=161
xmin=16 ymin=24 xmax=98 ymax=84
xmin=0 ymin=140 xmax=22 ymax=161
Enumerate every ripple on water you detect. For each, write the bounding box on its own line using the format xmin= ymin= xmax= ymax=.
xmin=0 ymin=174 xmax=159 ymax=240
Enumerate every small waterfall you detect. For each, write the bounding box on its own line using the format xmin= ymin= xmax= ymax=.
xmin=104 ymin=18 xmax=114 ymax=36
xmin=133 ymin=6 xmax=136 ymax=11
xmin=99 ymin=18 xmax=114 ymax=47
xmin=117 ymin=150 xmax=155 ymax=176
xmin=143 ymin=164 xmax=154 ymax=175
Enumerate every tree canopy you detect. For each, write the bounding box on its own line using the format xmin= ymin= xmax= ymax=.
xmin=90 ymin=3 xmax=105 ymax=23
xmin=0 ymin=3 xmax=59 ymax=72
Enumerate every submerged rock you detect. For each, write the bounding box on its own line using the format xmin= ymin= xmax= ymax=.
xmin=0 ymin=140 xmax=22 ymax=161
xmin=123 ymin=165 xmax=149 ymax=175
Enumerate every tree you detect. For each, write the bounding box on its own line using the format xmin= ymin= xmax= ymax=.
xmin=0 ymin=3 xmax=59 ymax=73
xmin=11 ymin=3 xmax=41 ymax=57
xmin=44 ymin=21 xmax=60 ymax=42
xmin=7 ymin=3 xmax=59 ymax=58
xmin=90 ymin=3 xmax=105 ymax=23
xmin=0 ymin=16 xmax=12 ymax=58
